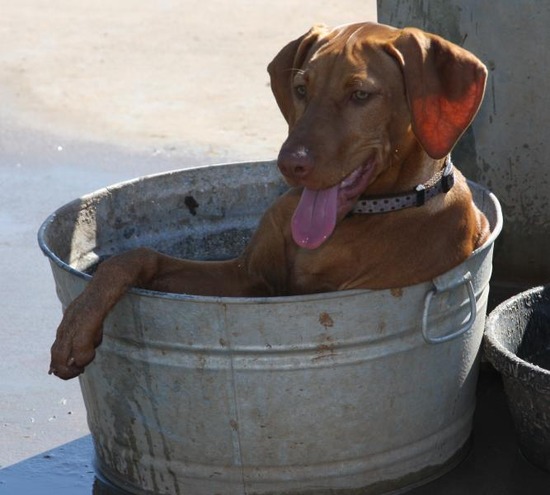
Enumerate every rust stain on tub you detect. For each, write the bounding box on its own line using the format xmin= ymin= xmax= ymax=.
xmin=319 ymin=312 xmax=334 ymax=328
xmin=315 ymin=314 xmax=337 ymax=361
xmin=391 ymin=288 xmax=404 ymax=298
xmin=313 ymin=334 xmax=336 ymax=361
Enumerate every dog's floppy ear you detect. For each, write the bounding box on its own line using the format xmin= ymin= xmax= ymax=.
xmin=267 ymin=25 xmax=328 ymax=124
xmin=386 ymin=28 xmax=487 ymax=159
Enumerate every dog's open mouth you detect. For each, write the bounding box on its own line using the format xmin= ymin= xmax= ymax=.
xmin=291 ymin=158 xmax=376 ymax=249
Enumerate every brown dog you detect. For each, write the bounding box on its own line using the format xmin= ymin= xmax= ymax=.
xmin=50 ymin=22 xmax=489 ymax=379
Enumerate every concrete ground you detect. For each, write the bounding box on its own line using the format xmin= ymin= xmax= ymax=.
xmin=0 ymin=0 xmax=376 ymax=470
xmin=1 ymin=1 xmax=549 ymax=494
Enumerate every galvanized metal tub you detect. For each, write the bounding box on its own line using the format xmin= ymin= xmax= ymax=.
xmin=38 ymin=160 xmax=502 ymax=495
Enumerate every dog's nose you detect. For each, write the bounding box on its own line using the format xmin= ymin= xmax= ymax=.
xmin=277 ymin=145 xmax=314 ymax=180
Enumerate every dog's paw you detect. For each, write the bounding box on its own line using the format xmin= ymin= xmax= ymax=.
xmin=49 ymin=301 xmax=104 ymax=380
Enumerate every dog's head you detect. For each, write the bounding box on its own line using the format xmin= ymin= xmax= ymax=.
xmin=267 ymin=22 xmax=487 ymax=249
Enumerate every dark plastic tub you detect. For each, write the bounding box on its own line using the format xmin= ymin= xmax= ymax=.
xmin=484 ymin=285 xmax=550 ymax=471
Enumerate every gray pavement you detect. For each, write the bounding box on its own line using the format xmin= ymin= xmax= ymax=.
xmin=0 ymin=0 xmax=376 ymax=471
xmin=0 ymin=122 xmax=222 ymax=468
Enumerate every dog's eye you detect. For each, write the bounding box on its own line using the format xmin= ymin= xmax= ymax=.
xmin=294 ymin=85 xmax=307 ymax=99
xmin=351 ymin=90 xmax=370 ymax=102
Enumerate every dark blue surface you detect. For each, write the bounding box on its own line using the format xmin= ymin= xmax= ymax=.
xmin=0 ymin=436 xmax=96 ymax=495
xmin=0 ymin=436 xmax=127 ymax=495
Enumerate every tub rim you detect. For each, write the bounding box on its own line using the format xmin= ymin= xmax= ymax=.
xmin=484 ymin=285 xmax=550 ymax=388
xmin=37 ymin=160 xmax=503 ymax=305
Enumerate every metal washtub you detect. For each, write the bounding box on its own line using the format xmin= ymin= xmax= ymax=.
xmin=38 ymin=160 xmax=502 ymax=495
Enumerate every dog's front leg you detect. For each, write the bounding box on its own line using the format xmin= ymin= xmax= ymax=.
xmin=48 ymin=247 xmax=172 ymax=379
xmin=48 ymin=247 xmax=263 ymax=380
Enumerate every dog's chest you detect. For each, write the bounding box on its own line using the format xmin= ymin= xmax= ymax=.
xmin=286 ymin=214 xmax=427 ymax=293
xmin=288 ymin=222 xmax=377 ymax=293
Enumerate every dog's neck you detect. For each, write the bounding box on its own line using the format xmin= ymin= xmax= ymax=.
xmin=352 ymin=154 xmax=454 ymax=215
xmin=365 ymin=137 xmax=442 ymax=191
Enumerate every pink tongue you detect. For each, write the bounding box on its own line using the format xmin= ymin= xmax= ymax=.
xmin=291 ymin=185 xmax=339 ymax=249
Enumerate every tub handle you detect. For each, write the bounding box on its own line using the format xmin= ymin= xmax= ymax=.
xmin=422 ymin=271 xmax=477 ymax=345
